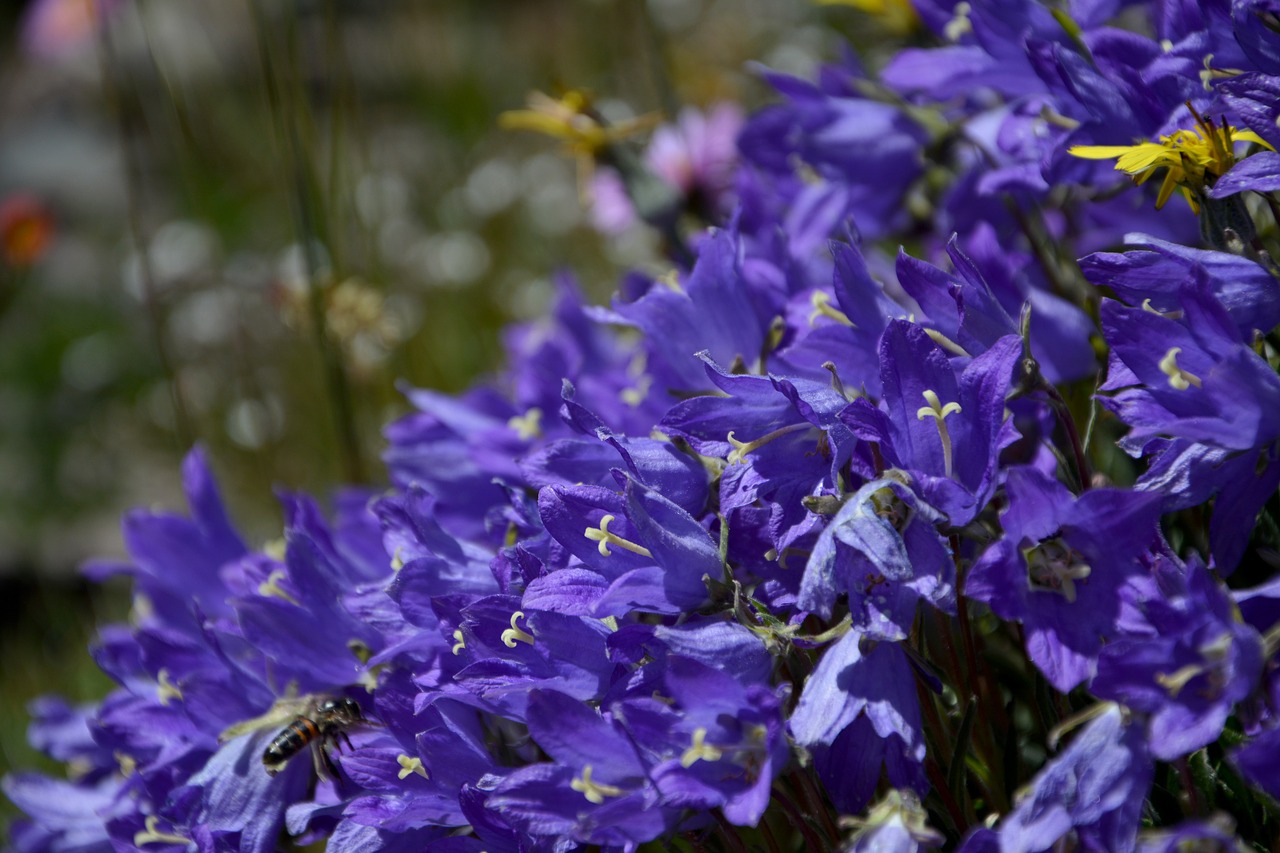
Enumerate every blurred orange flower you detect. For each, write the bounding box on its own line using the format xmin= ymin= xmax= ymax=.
xmin=0 ymin=195 xmax=54 ymax=268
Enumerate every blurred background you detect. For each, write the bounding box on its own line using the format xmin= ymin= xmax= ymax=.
xmin=0 ymin=0 xmax=889 ymax=833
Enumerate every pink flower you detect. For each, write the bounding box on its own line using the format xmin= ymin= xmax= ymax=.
xmin=589 ymin=102 xmax=744 ymax=233
xmin=20 ymin=0 xmax=122 ymax=60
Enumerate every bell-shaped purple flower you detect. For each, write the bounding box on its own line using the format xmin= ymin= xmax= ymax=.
xmin=1093 ymin=554 xmax=1264 ymax=760
xmin=789 ymin=632 xmax=926 ymax=814
xmin=534 ymin=473 xmax=719 ymax=616
xmin=995 ymin=705 xmax=1153 ymax=853
xmin=799 ymin=477 xmax=955 ymax=639
xmin=841 ymin=319 xmax=1021 ymax=526
xmin=965 ymin=467 xmax=1161 ymax=691
xmin=738 ymin=66 xmax=926 ymax=239
xmin=485 ymin=689 xmax=672 ymax=848
xmin=626 ymin=656 xmax=787 ymax=826
xmin=1099 ymin=278 xmax=1280 ymax=571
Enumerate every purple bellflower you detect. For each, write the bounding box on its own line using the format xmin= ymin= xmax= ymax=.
xmin=14 ymin=2 xmax=1280 ymax=849
xmin=659 ymin=352 xmax=856 ymax=562
xmin=1098 ymin=278 xmax=1280 ymax=571
xmin=737 ymin=64 xmax=927 ymax=240
xmin=840 ymin=319 xmax=1021 ymax=526
xmin=485 ymin=689 xmax=673 ymax=848
xmin=896 ymin=229 xmax=1097 ymax=384
xmin=799 ymin=476 xmax=955 ymax=639
xmin=965 ymin=466 xmax=1162 ymax=691
xmin=533 ymin=472 xmax=720 ymax=617
xmin=994 ymin=705 xmax=1153 ymax=853
xmin=790 ymin=632 xmax=927 ymax=814
xmin=1093 ymin=554 xmax=1264 ymax=760
xmin=622 ymin=656 xmax=787 ymax=827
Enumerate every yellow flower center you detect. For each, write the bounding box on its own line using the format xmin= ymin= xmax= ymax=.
xmin=508 ymin=408 xmax=543 ymax=441
xmin=916 ymin=389 xmax=963 ymax=478
xmin=570 ymin=764 xmax=626 ymax=804
xmin=1159 ymin=347 xmax=1203 ymax=390
xmin=680 ymin=727 xmax=724 ymax=768
xmin=257 ymin=569 xmax=300 ymax=606
xmin=1069 ymin=104 xmax=1273 ymax=212
xmin=500 ymin=611 xmax=535 ymax=648
xmin=584 ymin=515 xmax=653 ymax=558
xmin=397 ymin=754 xmax=430 ymax=779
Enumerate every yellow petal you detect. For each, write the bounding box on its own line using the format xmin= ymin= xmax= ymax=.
xmin=1067 ymin=144 xmax=1136 ymax=160
xmin=1234 ymin=129 xmax=1276 ymax=152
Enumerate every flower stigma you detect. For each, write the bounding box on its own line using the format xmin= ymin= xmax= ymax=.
xmin=680 ymin=727 xmax=724 ymax=768
xmin=1155 ymin=631 xmax=1234 ymax=698
xmin=1022 ymin=535 xmax=1091 ymax=602
xmin=258 ymin=569 xmax=301 ymax=606
xmin=570 ymin=764 xmax=625 ymax=804
xmin=1159 ymin=347 xmax=1203 ymax=390
xmin=584 ymin=514 xmax=653 ymax=558
xmin=944 ymin=1 xmax=972 ymax=40
xmin=726 ymin=422 xmax=812 ymax=465
xmin=808 ymin=291 xmax=855 ymax=327
xmin=397 ymin=754 xmax=430 ymax=779
xmin=133 ymin=816 xmax=190 ymax=847
xmin=156 ymin=669 xmax=183 ymax=706
xmin=508 ymin=408 xmax=543 ymax=440
xmin=501 ymin=611 xmax=535 ymax=648
xmin=916 ymin=389 xmax=962 ymax=477
xmin=620 ymin=373 xmax=653 ymax=407
xmin=920 ymin=326 xmax=972 ymax=357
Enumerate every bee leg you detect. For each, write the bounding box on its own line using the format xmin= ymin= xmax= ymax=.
xmin=337 ymin=730 xmax=354 ymax=752
xmin=321 ymin=746 xmax=342 ymax=780
xmin=318 ymin=735 xmax=342 ymax=780
xmin=310 ymin=740 xmax=332 ymax=781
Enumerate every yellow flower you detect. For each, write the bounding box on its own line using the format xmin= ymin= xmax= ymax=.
xmin=815 ymin=0 xmax=919 ymax=35
xmin=1069 ymin=105 xmax=1273 ymax=212
xmin=500 ymin=90 xmax=660 ymax=199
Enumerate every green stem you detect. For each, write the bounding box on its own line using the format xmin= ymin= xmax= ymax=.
xmin=1043 ymin=383 xmax=1091 ymax=491
xmin=759 ymin=817 xmax=784 ymax=853
xmin=793 ymin=767 xmax=842 ymax=844
xmin=248 ymin=0 xmax=364 ymax=484
xmin=98 ymin=10 xmax=193 ymax=448
xmin=1176 ymin=757 xmax=1203 ymax=818
xmin=916 ymin=675 xmax=974 ymax=829
xmin=709 ymin=809 xmax=747 ymax=853
xmin=772 ymin=782 xmax=830 ymax=851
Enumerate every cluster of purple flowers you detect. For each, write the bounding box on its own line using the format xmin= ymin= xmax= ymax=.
xmin=8 ymin=0 xmax=1280 ymax=850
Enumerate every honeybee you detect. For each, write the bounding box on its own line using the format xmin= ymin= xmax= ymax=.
xmin=264 ymin=696 xmax=365 ymax=777
xmin=220 ymin=694 xmax=368 ymax=779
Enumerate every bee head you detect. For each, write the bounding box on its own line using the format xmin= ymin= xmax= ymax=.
xmin=317 ymin=696 xmax=363 ymax=722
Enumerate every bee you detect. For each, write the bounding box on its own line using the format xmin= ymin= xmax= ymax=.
xmin=219 ymin=693 xmax=369 ymax=779
xmin=262 ymin=696 xmax=365 ymax=778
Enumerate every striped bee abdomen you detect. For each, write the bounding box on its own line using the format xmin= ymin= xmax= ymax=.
xmin=263 ymin=716 xmax=320 ymax=767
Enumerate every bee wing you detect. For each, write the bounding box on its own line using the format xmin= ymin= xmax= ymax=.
xmin=218 ymin=695 xmax=316 ymax=744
